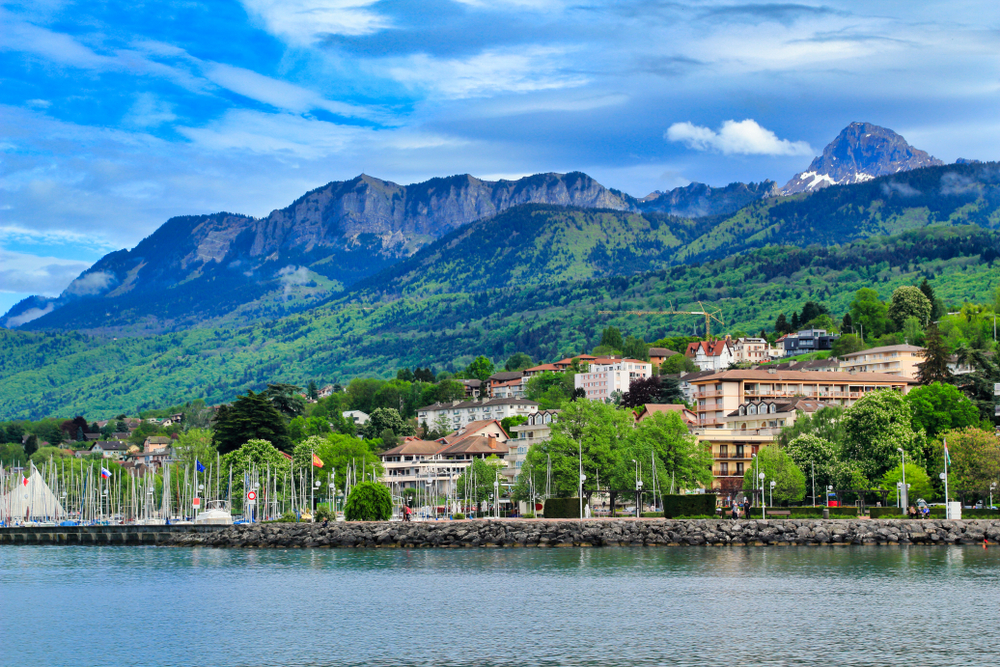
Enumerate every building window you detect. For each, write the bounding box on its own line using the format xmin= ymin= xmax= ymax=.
xmin=719 ymin=444 xmax=728 ymax=457
xmin=720 ymin=462 xmax=729 ymax=475
xmin=736 ymin=445 xmax=744 ymax=457
xmin=736 ymin=463 xmax=744 ymax=475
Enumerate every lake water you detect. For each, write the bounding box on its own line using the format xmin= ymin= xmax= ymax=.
xmin=2 ymin=545 xmax=997 ymax=666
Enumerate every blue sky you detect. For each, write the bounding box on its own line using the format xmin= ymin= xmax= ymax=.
xmin=1 ymin=0 xmax=998 ymax=314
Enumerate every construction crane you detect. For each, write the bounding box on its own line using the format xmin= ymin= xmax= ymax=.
xmin=597 ymin=301 xmax=725 ymax=340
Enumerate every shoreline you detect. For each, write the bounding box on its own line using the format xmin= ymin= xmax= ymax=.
xmin=5 ymin=518 xmax=997 ymax=548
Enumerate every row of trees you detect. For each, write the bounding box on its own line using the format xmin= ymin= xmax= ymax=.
xmin=759 ymin=385 xmax=998 ymax=505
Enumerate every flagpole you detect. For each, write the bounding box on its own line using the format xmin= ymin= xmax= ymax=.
xmin=310 ymin=449 xmax=315 ymax=523
xmin=943 ymin=437 xmax=951 ymax=519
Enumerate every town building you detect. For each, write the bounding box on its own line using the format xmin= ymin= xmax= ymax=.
xmin=839 ymin=344 xmax=923 ymax=378
xmin=689 ymin=369 xmax=915 ymax=429
xmin=89 ymin=441 xmax=129 ymax=460
xmin=648 ymin=347 xmax=679 ymax=370
xmin=781 ymin=328 xmax=839 ymax=354
xmin=732 ymin=337 xmax=783 ymax=364
xmin=416 ymin=398 xmax=538 ymax=432
xmin=508 ymin=410 xmax=559 ymax=480
xmin=633 ymin=404 xmax=698 ymax=428
xmin=379 ymin=420 xmax=512 ymax=494
xmin=685 ymin=340 xmax=735 ymax=371
xmin=574 ymin=358 xmax=652 ymax=402
xmin=342 ymin=410 xmax=369 ymax=427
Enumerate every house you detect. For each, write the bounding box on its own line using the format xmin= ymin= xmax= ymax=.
xmin=689 ymin=369 xmax=915 ymax=429
xmin=839 ymin=344 xmax=924 ymax=379
xmin=416 ymin=398 xmax=538 ymax=432
xmin=90 ymin=440 xmax=129 ymax=460
xmin=648 ymin=347 xmax=679 ymax=370
xmin=685 ymin=340 xmax=735 ymax=371
xmin=574 ymin=358 xmax=652 ymax=402
xmin=343 ymin=410 xmax=369 ymax=427
xmin=732 ymin=337 xmax=782 ymax=364
xmin=487 ymin=372 xmax=523 ymax=397
xmin=508 ymin=410 xmax=560 ymax=480
xmin=781 ymin=329 xmax=839 ymax=355
xmin=458 ymin=378 xmax=483 ymax=398
xmin=633 ymin=404 xmax=698 ymax=428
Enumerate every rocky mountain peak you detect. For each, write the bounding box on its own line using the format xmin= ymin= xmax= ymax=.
xmin=780 ymin=122 xmax=943 ymax=195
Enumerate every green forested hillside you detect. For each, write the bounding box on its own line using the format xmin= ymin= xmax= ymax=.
xmin=2 ymin=225 xmax=999 ymax=419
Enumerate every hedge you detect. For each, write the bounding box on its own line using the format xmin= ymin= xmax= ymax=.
xmin=960 ymin=509 xmax=1000 ymax=519
xmin=786 ymin=507 xmax=858 ymax=519
xmin=662 ymin=494 xmax=716 ymax=519
xmin=543 ymin=498 xmax=586 ymax=518
xmin=640 ymin=512 xmax=664 ymax=518
xmin=870 ymin=507 xmax=947 ymax=519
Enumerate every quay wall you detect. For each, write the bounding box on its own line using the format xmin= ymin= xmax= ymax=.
xmin=166 ymin=518 xmax=1000 ymax=548
xmin=0 ymin=524 xmax=225 ymax=545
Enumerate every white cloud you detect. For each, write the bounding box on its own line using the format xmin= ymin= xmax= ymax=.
xmin=665 ymin=119 xmax=814 ymax=156
xmin=4 ymin=303 xmax=55 ymax=327
xmin=387 ymin=47 xmax=588 ymax=99
xmin=123 ymin=92 xmax=177 ymax=128
xmin=240 ymin=0 xmax=388 ymax=43
xmin=64 ymin=270 xmax=116 ymax=296
xmin=0 ymin=248 xmax=91 ymax=295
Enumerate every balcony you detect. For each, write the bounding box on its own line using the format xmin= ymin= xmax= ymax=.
xmin=696 ymin=389 xmax=724 ymax=398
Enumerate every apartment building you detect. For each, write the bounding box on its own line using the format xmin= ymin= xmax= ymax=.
xmin=416 ymin=398 xmax=537 ymax=431
xmin=508 ymin=410 xmax=559 ymax=481
xmin=839 ymin=344 xmax=923 ymax=379
xmin=574 ymin=358 xmax=652 ymax=401
xmin=732 ymin=337 xmax=783 ymax=364
xmin=689 ymin=369 xmax=915 ymax=429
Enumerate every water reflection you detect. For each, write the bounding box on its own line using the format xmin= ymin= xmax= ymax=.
xmin=1 ymin=545 xmax=997 ymax=666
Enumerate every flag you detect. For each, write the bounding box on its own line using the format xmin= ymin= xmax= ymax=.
xmin=944 ymin=442 xmax=951 ymax=466
xmin=21 ymin=474 xmax=28 ymax=487
xmin=101 ymin=467 xmax=112 ymax=479
xmin=196 ymin=459 xmax=206 ymax=472
xmin=312 ymin=453 xmax=324 ymax=468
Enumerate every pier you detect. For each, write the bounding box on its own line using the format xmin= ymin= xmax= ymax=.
xmin=0 ymin=524 xmax=226 ymax=545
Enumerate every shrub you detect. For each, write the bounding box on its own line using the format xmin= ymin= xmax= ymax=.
xmin=543 ymin=498 xmax=586 ymax=518
xmin=961 ymin=509 xmax=1000 ymax=519
xmin=452 ymin=512 xmax=466 ymax=520
xmin=662 ymin=494 xmax=716 ymax=519
xmin=344 ymin=482 xmax=393 ymax=521
xmin=640 ymin=512 xmax=664 ymax=518
xmin=786 ymin=507 xmax=858 ymax=519
xmin=522 ymin=512 xmax=536 ymax=519
xmin=314 ymin=505 xmax=333 ymax=522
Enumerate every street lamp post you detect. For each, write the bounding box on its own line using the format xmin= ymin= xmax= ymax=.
xmin=897 ymin=447 xmax=907 ymax=513
xmin=991 ymin=482 xmax=997 ymax=509
xmin=896 ymin=481 xmax=903 ymax=509
xmin=811 ymin=461 xmax=815 ymax=507
xmin=751 ymin=453 xmax=758 ymax=507
xmin=759 ymin=472 xmax=766 ymax=519
xmin=578 ymin=438 xmax=584 ymax=521
xmin=769 ymin=480 xmax=775 ymax=509
xmin=493 ymin=472 xmax=500 ymax=520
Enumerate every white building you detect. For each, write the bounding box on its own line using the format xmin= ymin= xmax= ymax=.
xmin=574 ymin=358 xmax=652 ymax=402
xmin=342 ymin=410 xmax=369 ymax=427
xmin=685 ymin=340 xmax=735 ymax=371
xmin=416 ymin=398 xmax=538 ymax=431
xmin=732 ymin=337 xmax=783 ymax=364
xmin=508 ymin=410 xmax=559 ymax=481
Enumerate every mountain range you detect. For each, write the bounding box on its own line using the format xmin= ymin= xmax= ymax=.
xmin=3 ymin=121 xmax=1000 ymax=417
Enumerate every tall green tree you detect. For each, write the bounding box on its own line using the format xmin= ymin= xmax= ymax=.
xmin=783 ymin=433 xmax=838 ymax=501
xmin=849 ymin=288 xmax=890 ymax=339
xmin=504 ymin=353 xmax=534 ymax=372
xmin=464 ymin=355 xmax=496 ymax=382
xmin=600 ymin=326 xmax=624 ymax=351
xmin=172 ymin=428 xmax=217 ymax=472
xmin=938 ymin=427 xmax=1000 ymax=501
xmin=742 ymin=445 xmax=806 ymax=505
xmin=264 ymin=383 xmax=306 ymax=419
xmin=212 ymin=391 xmax=293 ymax=454
xmin=888 ymin=286 xmax=932 ymax=329
xmin=905 ymin=382 xmax=979 ymax=440
xmin=456 ymin=457 xmax=508 ymax=504
xmin=915 ymin=324 xmax=954 ymax=385
xmin=880 ymin=462 xmax=935 ymax=505
xmin=840 ymin=389 xmax=922 ymax=482
xmin=363 ymin=408 xmax=412 ymax=441
xmin=344 ymin=482 xmax=393 ymax=521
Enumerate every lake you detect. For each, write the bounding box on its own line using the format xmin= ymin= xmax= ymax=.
xmin=1 ymin=545 xmax=996 ymax=666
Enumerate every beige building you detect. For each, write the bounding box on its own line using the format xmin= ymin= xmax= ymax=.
xmin=689 ymin=369 xmax=915 ymax=429
xmin=508 ymin=410 xmax=559 ymax=481
xmin=839 ymin=344 xmax=923 ymax=378
xmin=574 ymin=358 xmax=652 ymax=401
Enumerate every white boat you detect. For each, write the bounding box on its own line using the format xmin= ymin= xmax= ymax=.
xmin=194 ymin=500 xmax=234 ymax=525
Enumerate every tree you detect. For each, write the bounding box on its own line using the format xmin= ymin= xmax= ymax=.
xmin=464 ymin=355 xmax=495 ymax=382
xmin=526 ymin=371 xmax=575 ymax=410
xmin=799 ymin=301 xmax=829 ymax=325
xmin=880 ymin=463 xmax=935 ymax=505
xmin=621 ymin=375 xmax=685 ymax=408
xmin=622 ymin=336 xmax=649 ymax=361
xmin=915 ymin=324 xmax=954 ymax=385
xmin=221 ymin=438 xmax=290 ymax=509
xmin=288 ymin=415 xmax=331 ymax=443
xmin=783 ymin=433 xmax=838 ymax=501
xmin=504 ymin=353 xmax=534 ymax=372
xmin=905 ymin=382 xmax=979 ymax=441
xmin=343 ymin=482 xmax=393 ymax=521
xmin=901 ymin=316 xmax=925 ymax=346
xmin=456 ymin=457 xmax=508 ymax=504
xmin=172 ymin=428 xmax=217 ymax=472
xmin=23 ymin=434 xmax=38 ymax=457
xmin=841 ymin=389 xmax=922 ymax=482
xmin=778 ymin=406 xmax=845 ymax=449
xmin=212 ymin=391 xmax=293 ymax=454
xmin=939 ymin=427 xmax=1000 ymax=501
xmin=264 ymin=383 xmax=306 ymax=419
xmin=919 ymin=279 xmax=941 ymax=318
xmin=633 ymin=411 xmax=712 ymax=491
xmin=432 ymin=379 xmax=467 ymax=403
xmin=413 ymin=367 xmax=436 ymax=383
xmin=600 ymin=326 xmax=624 ymax=351
xmin=849 ymin=288 xmax=890 ymax=339
xmin=888 ymin=286 xmax=932 ymax=329
xmin=500 ymin=415 xmax=528 ymax=433
xmin=830 ymin=334 xmax=865 ymax=357
xmin=303 ymin=433 xmax=383 ymax=487
xmin=774 ymin=313 xmax=792 ymax=334
xmin=363 ymin=408 xmax=412 ymax=440
xmin=742 ymin=445 xmax=806 ymax=505
xmin=660 ymin=353 xmax=697 ymax=374
xmin=307 ymin=381 xmax=319 ymax=400
xmin=396 ymin=368 xmax=415 ymax=382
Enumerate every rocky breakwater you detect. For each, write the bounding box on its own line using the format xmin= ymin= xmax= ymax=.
xmin=164 ymin=518 xmax=1000 ymax=549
